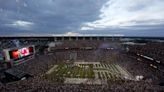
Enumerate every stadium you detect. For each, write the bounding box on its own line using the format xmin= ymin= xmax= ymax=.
xmin=0 ymin=0 xmax=164 ymax=91
xmin=0 ymin=36 xmax=164 ymax=92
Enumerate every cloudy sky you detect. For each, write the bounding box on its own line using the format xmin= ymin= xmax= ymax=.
xmin=0 ymin=0 xmax=164 ymax=36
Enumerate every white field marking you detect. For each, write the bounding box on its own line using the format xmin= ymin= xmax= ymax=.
xmin=64 ymin=78 xmax=104 ymax=85
xmin=94 ymin=70 xmax=99 ymax=79
xmin=46 ymin=65 xmax=58 ymax=74
xmin=108 ymin=72 xmax=111 ymax=79
xmin=74 ymin=61 xmax=100 ymax=65
xmin=103 ymin=72 xmax=107 ymax=79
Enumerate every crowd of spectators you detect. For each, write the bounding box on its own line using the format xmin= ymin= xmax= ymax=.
xmin=0 ymin=39 xmax=49 ymax=49
xmin=0 ymin=38 xmax=164 ymax=92
xmin=1 ymin=76 xmax=163 ymax=92
xmin=127 ymin=42 xmax=164 ymax=63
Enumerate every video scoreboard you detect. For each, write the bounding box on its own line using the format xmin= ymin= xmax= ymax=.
xmin=3 ymin=45 xmax=35 ymax=65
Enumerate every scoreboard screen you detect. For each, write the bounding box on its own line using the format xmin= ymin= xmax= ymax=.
xmin=9 ymin=46 xmax=34 ymax=60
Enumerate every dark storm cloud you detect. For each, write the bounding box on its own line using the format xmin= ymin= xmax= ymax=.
xmin=0 ymin=0 xmax=107 ymax=35
xmin=0 ymin=0 xmax=164 ymax=37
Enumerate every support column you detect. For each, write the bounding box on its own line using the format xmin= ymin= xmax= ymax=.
xmin=69 ymin=37 xmax=71 ymax=41
xmin=103 ymin=37 xmax=106 ymax=41
xmin=62 ymin=37 xmax=64 ymax=41
xmin=76 ymin=37 xmax=78 ymax=41
xmin=83 ymin=37 xmax=85 ymax=40
xmin=90 ymin=37 xmax=92 ymax=41
xmin=97 ymin=37 xmax=99 ymax=41
xmin=54 ymin=37 xmax=57 ymax=42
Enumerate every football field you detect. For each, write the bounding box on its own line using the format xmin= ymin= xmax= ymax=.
xmin=45 ymin=62 xmax=133 ymax=83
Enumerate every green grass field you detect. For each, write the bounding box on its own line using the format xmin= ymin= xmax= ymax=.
xmin=45 ymin=64 xmax=95 ymax=82
xmin=45 ymin=63 xmax=132 ymax=82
